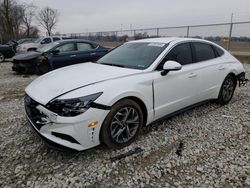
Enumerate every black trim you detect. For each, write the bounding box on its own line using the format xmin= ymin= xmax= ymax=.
xmin=90 ymin=102 xmax=111 ymax=110
xmin=51 ymin=132 xmax=80 ymax=144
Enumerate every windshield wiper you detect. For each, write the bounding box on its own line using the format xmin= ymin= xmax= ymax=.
xmin=101 ymin=63 xmax=125 ymax=68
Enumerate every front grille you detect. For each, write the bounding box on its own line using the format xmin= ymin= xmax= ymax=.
xmin=24 ymin=94 xmax=47 ymax=130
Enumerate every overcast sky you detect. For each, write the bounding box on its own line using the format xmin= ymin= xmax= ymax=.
xmin=22 ymin=0 xmax=250 ymax=36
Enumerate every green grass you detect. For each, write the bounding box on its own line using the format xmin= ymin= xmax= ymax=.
xmin=234 ymin=55 xmax=250 ymax=64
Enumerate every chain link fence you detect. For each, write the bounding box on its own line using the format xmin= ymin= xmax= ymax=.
xmin=67 ymin=21 xmax=250 ymax=52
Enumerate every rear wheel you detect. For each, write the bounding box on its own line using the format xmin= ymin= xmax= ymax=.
xmin=100 ymin=99 xmax=143 ymax=149
xmin=217 ymin=74 xmax=237 ymax=105
xmin=0 ymin=52 xmax=5 ymax=63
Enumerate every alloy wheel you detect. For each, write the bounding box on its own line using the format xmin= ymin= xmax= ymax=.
xmin=222 ymin=78 xmax=235 ymax=102
xmin=110 ymin=107 xmax=140 ymax=144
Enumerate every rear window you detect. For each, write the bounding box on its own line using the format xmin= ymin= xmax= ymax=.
xmin=193 ymin=42 xmax=216 ymax=62
xmin=77 ymin=43 xmax=94 ymax=51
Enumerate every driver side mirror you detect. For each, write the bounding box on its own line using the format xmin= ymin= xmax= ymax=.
xmin=40 ymin=41 xmax=46 ymax=44
xmin=161 ymin=61 xmax=182 ymax=76
xmin=51 ymin=49 xmax=60 ymax=55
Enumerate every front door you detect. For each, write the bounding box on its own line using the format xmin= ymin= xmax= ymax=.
xmin=153 ymin=42 xmax=199 ymax=119
xmin=51 ymin=42 xmax=77 ymax=69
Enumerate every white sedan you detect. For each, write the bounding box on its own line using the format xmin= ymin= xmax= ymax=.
xmin=24 ymin=37 xmax=247 ymax=151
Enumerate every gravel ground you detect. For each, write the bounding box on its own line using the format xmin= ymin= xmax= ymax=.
xmin=0 ymin=61 xmax=249 ymax=188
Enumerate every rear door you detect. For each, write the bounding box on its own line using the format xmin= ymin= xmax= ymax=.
xmin=50 ymin=42 xmax=77 ymax=69
xmin=153 ymin=42 xmax=200 ymax=119
xmin=191 ymin=42 xmax=227 ymax=101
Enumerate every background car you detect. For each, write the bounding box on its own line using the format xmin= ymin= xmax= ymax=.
xmin=16 ymin=36 xmax=71 ymax=53
xmin=16 ymin=38 xmax=37 ymax=45
xmin=12 ymin=39 xmax=110 ymax=74
xmin=0 ymin=43 xmax=16 ymax=63
xmin=24 ymin=37 xmax=247 ymax=151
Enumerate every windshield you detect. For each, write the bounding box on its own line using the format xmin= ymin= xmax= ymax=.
xmin=36 ymin=42 xmax=59 ymax=53
xmin=97 ymin=42 xmax=167 ymax=69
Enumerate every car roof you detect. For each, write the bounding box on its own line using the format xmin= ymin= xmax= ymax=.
xmin=57 ymin=39 xmax=98 ymax=44
xmin=128 ymin=37 xmax=211 ymax=44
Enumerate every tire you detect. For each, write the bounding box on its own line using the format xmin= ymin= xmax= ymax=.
xmin=35 ymin=63 xmax=51 ymax=75
xmin=217 ymin=74 xmax=237 ymax=105
xmin=0 ymin=52 xmax=5 ymax=63
xmin=100 ymin=99 xmax=144 ymax=149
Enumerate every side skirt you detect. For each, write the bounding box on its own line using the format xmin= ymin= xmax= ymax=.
xmin=148 ymin=99 xmax=216 ymax=126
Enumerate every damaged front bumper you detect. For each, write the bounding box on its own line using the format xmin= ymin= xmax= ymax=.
xmin=237 ymin=72 xmax=249 ymax=87
xmin=24 ymin=94 xmax=109 ymax=151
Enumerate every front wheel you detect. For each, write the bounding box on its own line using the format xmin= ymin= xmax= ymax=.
xmin=35 ymin=63 xmax=51 ymax=75
xmin=217 ymin=74 xmax=237 ymax=105
xmin=0 ymin=52 xmax=5 ymax=63
xmin=100 ymin=99 xmax=143 ymax=149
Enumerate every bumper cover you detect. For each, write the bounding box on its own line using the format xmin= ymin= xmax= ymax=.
xmin=27 ymin=116 xmax=76 ymax=151
xmin=24 ymin=95 xmax=109 ymax=151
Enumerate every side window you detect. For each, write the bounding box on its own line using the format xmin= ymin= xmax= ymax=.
xmin=165 ymin=43 xmax=192 ymax=65
xmin=42 ymin=38 xmax=52 ymax=44
xmin=53 ymin=37 xmax=61 ymax=42
xmin=77 ymin=43 xmax=94 ymax=51
xmin=214 ymin=46 xmax=224 ymax=57
xmin=55 ymin=43 xmax=75 ymax=52
xmin=193 ymin=42 xmax=216 ymax=62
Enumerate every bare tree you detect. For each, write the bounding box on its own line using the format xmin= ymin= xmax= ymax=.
xmin=38 ymin=7 xmax=58 ymax=36
xmin=22 ymin=3 xmax=36 ymax=37
xmin=0 ymin=0 xmax=25 ymax=41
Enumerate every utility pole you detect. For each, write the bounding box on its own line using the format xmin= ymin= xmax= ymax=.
xmin=130 ymin=24 xmax=132 ymax=36
xmin=227 ymin=13 xmax=234 ymax=51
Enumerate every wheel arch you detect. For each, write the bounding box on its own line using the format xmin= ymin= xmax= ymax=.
xmin=227 ymin=72 xmax=238 ymax=85
xmin=120 ymin=96 xmax=148 ymax=127
xmin=108 ymin=95 xmax=149 ymax=127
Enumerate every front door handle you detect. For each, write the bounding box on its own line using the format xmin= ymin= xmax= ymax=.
xmin=188 ymin=73 xmax=198 ymax=78
xmin=90 ymin=53 xmax=96 ymax=56
xmin=218 ymin=65 xmax=225 ymax=70
xmin=70 ymin=55 xmax=76 ymax=58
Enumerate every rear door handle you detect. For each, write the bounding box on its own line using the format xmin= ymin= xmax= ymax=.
xmin=90 ymin=53 xmax=96 ymax=56
xmin=218 ymin=65 xmax=225 ymax=70
xmin=188 ymin=73 xmax=198 ymax=78
xmin=70 ymin=55 xmax=76 ymax=58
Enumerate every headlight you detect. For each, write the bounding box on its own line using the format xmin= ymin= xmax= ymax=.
xmin=47 ymin=92 xmax=102 ymax=117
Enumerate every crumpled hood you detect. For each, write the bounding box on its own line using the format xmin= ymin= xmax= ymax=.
xmin=25 ymin=63 xmax=142 ymax=105
xmin=14 ymin=51 xmax=42 ymax=60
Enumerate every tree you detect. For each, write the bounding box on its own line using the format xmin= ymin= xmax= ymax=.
xmin=0 ymin=0 xmax=29 ymax=42
xmin=38 ymin=7 xmax=58 ymax=36
xmin=22 ymin=3 xmax=36 ymax=37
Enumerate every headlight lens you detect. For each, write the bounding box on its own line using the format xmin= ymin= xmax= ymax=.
xmin=47 ymin=92 xmax=102 ymax=117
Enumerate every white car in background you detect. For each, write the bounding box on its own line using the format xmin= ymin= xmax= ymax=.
xmin=16 ymin=36 xmax=68 ymax=53
xmin=24 ymin=37 xmax=248 ymax=151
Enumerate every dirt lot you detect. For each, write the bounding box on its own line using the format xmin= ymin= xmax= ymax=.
xmin=0 ymin=61 xmax=249 ymax=187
